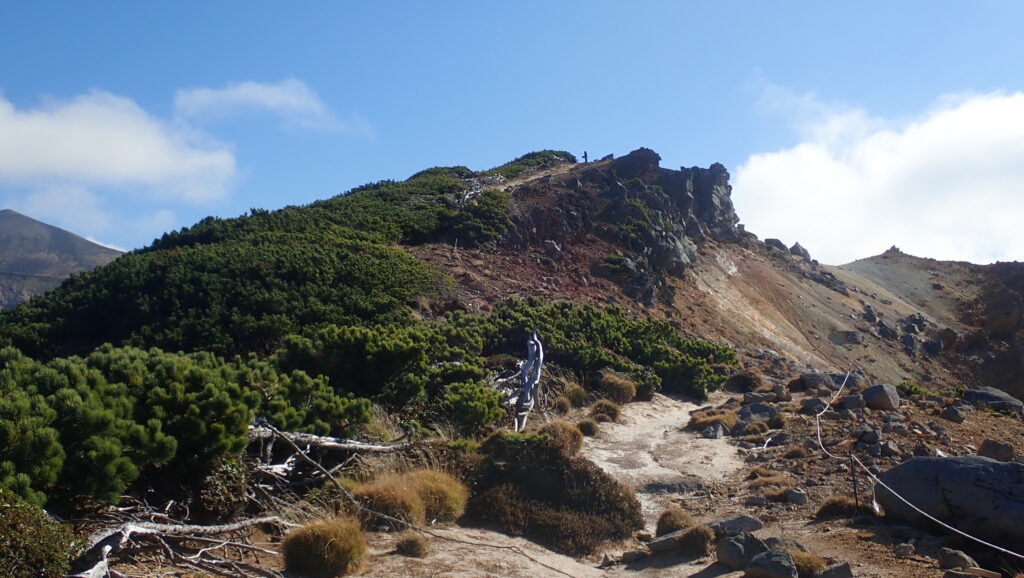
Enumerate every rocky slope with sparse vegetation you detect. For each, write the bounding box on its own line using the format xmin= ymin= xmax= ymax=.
xmin=0 ymin=148 xmax=1021 ymax=577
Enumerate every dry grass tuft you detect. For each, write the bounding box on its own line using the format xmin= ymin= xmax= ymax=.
xmin=787 ymin=548 xmax=826 ymax=577
xmin=677 ymin=525 xmax=715 ymax=557
xmin=747 ymin=466 xmax=794 ymax=489
xmin=784 ymin=445 xmax=808 ymax=459
xmin=724 ymin=370 xmax=765 ymax=392
xmin=815 ymin=495 xmax=875 ymax=520
xmin=690 ymin=408 xmax=737 ymax=431
xmin=596 ymin=369 xmax=637 ymax=403
xmin=552 ymin=395 xmax=572 ymax=414
xmin=563 ymin=383 xmax=589 ymax=407
xmin=283 ymin=516 xmax=367 ymax=577
xmin=538 ymin=419 xmax=584 ymax=456
xmin=655 ymin=505 xmax=694 ymax=537
xmin=763 ymin=485 xmax=796 ymax=502
xmin=590 ymin=399 xmax=622 ymax=422
xmin=353 ymin=479 xmax=425 ymax=529
xmin=394 ymin=532 xmax=429 ymax=557
xmin=403 ymin=469 xmax=469 ymax=523
xmin=744 ymin=420 xmax=769 ymax=434
xmin=577 ymin=418 xmax=600 ymax=436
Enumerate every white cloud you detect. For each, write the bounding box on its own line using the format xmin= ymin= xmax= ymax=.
xmin=0 ymin=90 xmax=236 ymax=203
xmin=734 ymin=90 xmax=1024 ymax=265
xmin=5 ymin=186 xmax=178 ymax=251
xmin=174 ymin=78 xmax=368 ymax=134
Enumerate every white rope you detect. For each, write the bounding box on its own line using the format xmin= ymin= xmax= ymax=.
xmin=812 ymin=372 xmax=1024 ymax=561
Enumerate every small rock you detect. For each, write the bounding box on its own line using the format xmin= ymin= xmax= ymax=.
xmin=815 ymin=386 xmax=834 ymax=397
xmin=744 ymin=548 xmax=798 ymax=578
xmin=818 ymin=562 xmax=854 ymax=578
xmin=621 ymin=550 xmax=647 ymax=564
xmin=543 ymin=239 xmax=563 ymax=261
xmin=601 ymin=552 xmax=615 ymax=567
xmin=881 ymin=441 xmax=901 ymax=457
xmin=635 ymin=532 xmax=653 ymax=542
xmin=707 ymin=514 xmax=764 ymax=537
xmin=861 ymin=429 xmax=882 ymax=444
xmin=785 ymin=487 xmax=808 ymax=505
xmin=744 ymin=391 xmax=777 ymax=404
xmin=738 ymin=403 xmax=780 ymax=424
xmin=745 ymin=495 xmax=769 ymax=507
xmin=938 ymin=547 xmax=978 ymax=569
xmin=894 ymin=543 xmax=915 ymax=558
xmin=702 ymin=424 xmax=726 ymax=439
xmin=842 ymin=394 xmax=866 ymax=410
xmin=863 ymin=384 xmax=901 ymax=410
xmin=978 ymin=439 xmax=1014 ymax=462
xmin=772 ymin=384 xmax=792 ymax=402
xmin=764 ymin=537 xmax=808 ymax=552
xmin=801 ymin=398 xmax=829 ymax=414
xmin=940 ymin=406 xmax=966 ymax=423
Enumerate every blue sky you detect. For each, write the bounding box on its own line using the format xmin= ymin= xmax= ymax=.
xmin=2 ymin=1 xmax=1024 ymax=264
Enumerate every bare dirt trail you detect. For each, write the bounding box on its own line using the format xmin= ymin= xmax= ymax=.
xmin=582 ymin=392 xmax=745 ymax=528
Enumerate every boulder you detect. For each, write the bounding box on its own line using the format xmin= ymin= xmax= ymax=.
xmin=789 ymin=242 xmax=812 ymax=261
xmin=542 ymin=239 xmax=563 ymax=261
xmin=738 ymin=403 xmax=779 ymax=424
xmin=707 ymin=514 xmax=763 ymax=537
xmin=801 ymin=398 xmax=829 ymax=414
xmin=818 ymin=562 xmax=854 ymax=578
xmin=744 ymin=548 xmax=798 ymax=578
xmin=800 ymin=373 xmax=833 ymax=390
xmin=862 ymin=384 xmax=901 ymax=410
xmin=940 ymin=406 xmax=966 ymax=423
xmin=772 ymin=384 xmax=792 ymax=402
xmin=842 ymin=394 xmax=866 ymax=410
xmin=765 ymin=238 xmax=788 ymax=252
xmin=785 ymin=487 xmax=808 ymax=505
xmin=715 ymin=531 xmax=768 ymax=570
xmin=963 ymin=386 xmax=1024 ymax=415
xmin=875 ymin=457 xmax=1024 ymax=549
xmin=744 ymin=391 xmax=777 ymax=404
xmin=978 ymin=439 xmax=1014 ymax=462
xmin=937 ymin=547 xmax=978 ymax=570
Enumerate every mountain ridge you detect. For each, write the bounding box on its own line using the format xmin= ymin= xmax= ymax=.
xmin=0 ymin=209 xmax=123 ymax=309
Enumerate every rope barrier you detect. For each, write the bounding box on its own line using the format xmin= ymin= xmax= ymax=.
xmin=812 ymin=372 xmax=1024 ymax=561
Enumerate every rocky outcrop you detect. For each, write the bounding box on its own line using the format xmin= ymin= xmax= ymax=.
xmin=875 ymin=456 xmax=1024 ymax=550
xmin=962 ymin=386 xmax=1023 ymax=415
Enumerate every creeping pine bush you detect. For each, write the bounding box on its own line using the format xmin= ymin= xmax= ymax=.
xmin=0 ymin=490 xmax=77 ymax=578
xmin=283 ymin=516 xmax=366 ymax=577
xmin=469 ymin=431 xmax=642 ymax=556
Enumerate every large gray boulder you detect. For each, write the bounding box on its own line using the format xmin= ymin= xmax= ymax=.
xmin=744 ymin=548 xmax=798 ymax=577
xmin=862 ymin=384 xmax=901 ymax=410
xmin=875 ymin=457 xmax=1024 ymax=549
xmin=738 ymin=403 xmax=779 ymax=424
xmin=715 ymin=532 xmax=768 ymax=570
xmin=707 ymin=514 xmax=764 ymax=537
xmin=963 ymin=386 xmax=1024 ymax=415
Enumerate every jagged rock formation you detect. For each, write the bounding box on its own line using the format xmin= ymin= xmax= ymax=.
xmin=0 ymin=209 xmax=122 ymax=308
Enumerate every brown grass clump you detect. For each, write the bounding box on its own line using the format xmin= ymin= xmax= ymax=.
xmin=724 ymin=370 xmax=765 ymax=392
xmin=353 ymin=479 xmax=425 ymax=529
xmin=590 ymin=399 xmax=622 ymax=422
xmin=689 ymin=408 xmax=737 ymax=431
xmin=768 ymin=413 xmax=787 ymax=429
xmin=815 ymin=495 xmax=875 ymax=519
xmin=283 ymin=516 xmax=367 ymax=577
xmin=655 ymin=505 xmax=694 ymax=537
xmin=563 ymin=383 xmax=588 ymax=407
xmin=677 ymin=525 xmax=715 ymax=557
xmin=395 ymin=532 xmax=429 ymax=557
xmin=403 ymin=470 xmax=469 ymax=523
xmin=747 ymin=466 xmax=794 ymax=489
xmin=787 ymin=548 xmax=826 ymax=577
xmin=743 ymin=420 xmax=769 ymax=434
xmin=538 ymin=419 xmax=584 ymax=456
xmin=763 ymin=485 xmax=796 ymax=502
xmin=784 ymin=445 xmax=808 ymax=459
xmin=552 ymin=395 xmax=572 ymax=414
xmin=577 ymin=418 xmax=600 ymax=436
xmin=597 ymin=369 xmax=636 ymax=403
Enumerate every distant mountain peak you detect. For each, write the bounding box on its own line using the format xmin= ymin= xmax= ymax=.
xmin=0 ymin=210 xmax=122 ymax=308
